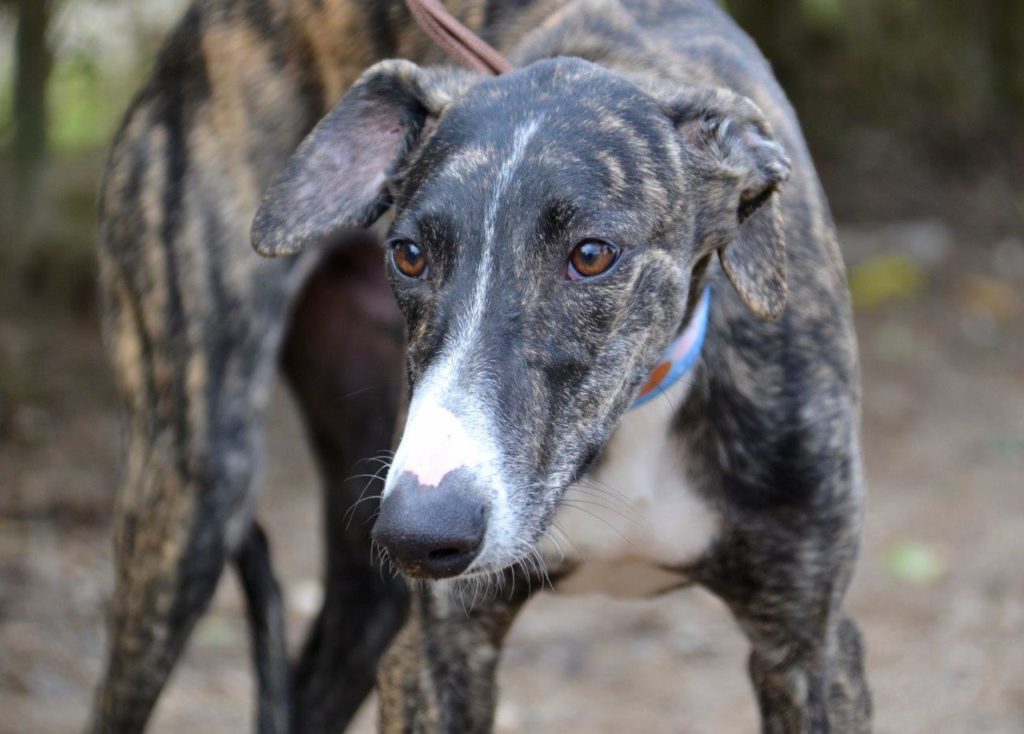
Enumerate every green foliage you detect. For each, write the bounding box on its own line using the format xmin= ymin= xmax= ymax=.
xmin=799 ymin=0 xmax=842 ymax=27
xmin=725 ymin=0 xmax=1023 ymax=231
xmin=0 ymin=83 xmax=10 ymax=146
xmin=728 ymin=0 xmax=1023 ymax=138
xmin=48 ymin=52 xmax=131 ymax=154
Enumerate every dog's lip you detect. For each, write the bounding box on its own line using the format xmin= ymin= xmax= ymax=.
xmin=456 ymin=551 xmax=575 ymax=585
xmin=449 ymin=557 xmax=533 ymax=580
xmin=393 ymin=557 xmax=472 ymax=580
xmin=463 ymin=516 xmax=565 ymax=578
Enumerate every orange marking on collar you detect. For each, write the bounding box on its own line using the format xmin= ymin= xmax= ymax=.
xmin=639 ymin=361 xmax=672 ymax=397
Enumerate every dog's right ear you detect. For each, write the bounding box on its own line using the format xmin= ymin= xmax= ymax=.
xmin=252 ymin=60 xmax=462 ymax=257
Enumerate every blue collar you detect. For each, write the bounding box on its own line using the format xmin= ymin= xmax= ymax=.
xmin=631 ymin=286 xmax=711 ymax=410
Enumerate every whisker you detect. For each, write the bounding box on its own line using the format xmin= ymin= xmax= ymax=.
xmin=345 ymin=473 xmax=388 ymax=482
xmin=549 ymin=521 xmax=579 ymax=555
xmin=344 ymin=462 xmax=391 ymax=529
xmin=529 ymin=546 xmax=555 ymax=592
xmin=559 ymin=501 xmax=636 ymax=546
xmin=342 ymin=492 xmax=384 ymax=527
xmin=329 ymin=384 xmax=385 ymax=405
xmin=561 ymin=493 xmax=642 ymax=527
xmin=573 ymin=478 xmax=636 ymax=511
xmin=359 ymin=457 xmax=394 ymax=468
xmin=470 ymin=576 xmax=482 ymax=611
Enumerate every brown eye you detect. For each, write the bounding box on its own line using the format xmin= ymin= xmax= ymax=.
xmin=391 ymin=240 xmax=428 ymax=279
xmin=568 ymin=239 xmax=620 ymax=280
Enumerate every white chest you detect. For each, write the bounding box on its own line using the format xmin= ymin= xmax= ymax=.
xmin=540 ymin=379 xmax=719 ymax=598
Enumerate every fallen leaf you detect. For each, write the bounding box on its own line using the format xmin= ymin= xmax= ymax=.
xmin=849 ymin=254 xmax=925 ymax=310
xmin=959 ymin=274 xmax=1020 ymax=322
xmin=884 ymin=541 xmax=946 ymax=586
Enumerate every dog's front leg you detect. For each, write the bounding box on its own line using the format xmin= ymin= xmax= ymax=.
xmin=378 ymin=575 xmax=531 ymax=734
xmin=701 ymin=520 xmax=872 ymax=734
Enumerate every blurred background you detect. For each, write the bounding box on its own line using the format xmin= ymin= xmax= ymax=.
xmin=1 ymin=1 xmax=1022 ymax=732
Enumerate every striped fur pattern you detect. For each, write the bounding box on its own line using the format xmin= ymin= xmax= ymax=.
xmin=93 ymin=1 xmax=870 ymax=732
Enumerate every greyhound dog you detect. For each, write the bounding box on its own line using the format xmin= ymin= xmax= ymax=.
xmin=91 ymin=1 xmax=870 ymax=732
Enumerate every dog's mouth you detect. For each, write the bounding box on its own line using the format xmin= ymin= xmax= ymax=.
xmin=372 ymin=465 xmax=570 ymax=583
xmin=378 ymin=532 xmax=543 ymax=583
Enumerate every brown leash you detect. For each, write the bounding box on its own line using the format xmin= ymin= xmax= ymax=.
xmin=404 ymin=0 xmax=513 ymax=75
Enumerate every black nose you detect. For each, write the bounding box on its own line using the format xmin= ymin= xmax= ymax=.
xmin=372 ymin=469 xmax=487 ymax=579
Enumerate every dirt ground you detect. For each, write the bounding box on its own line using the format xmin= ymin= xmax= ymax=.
xmin=1 ymin=224 xmax=1022 ymax=734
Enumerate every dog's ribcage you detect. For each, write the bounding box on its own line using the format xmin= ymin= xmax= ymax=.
xmin=540 ymin=377 xmax=718 ymax=597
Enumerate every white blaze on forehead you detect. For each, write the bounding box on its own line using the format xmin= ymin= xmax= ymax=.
xmin=462 ymin=116 xmax=541 ymax=365
xmin=386 ymin=118 xmax=541 ymax=493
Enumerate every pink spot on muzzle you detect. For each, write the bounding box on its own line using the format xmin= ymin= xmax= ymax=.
xmin=400 ymin=404 xmax=473 ymax=488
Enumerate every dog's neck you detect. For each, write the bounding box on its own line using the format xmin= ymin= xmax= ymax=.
xmin=506 ymin=0 xmax=684 ymax=79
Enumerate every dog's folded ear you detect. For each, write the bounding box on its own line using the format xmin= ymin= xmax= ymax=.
xmin=252 ymin=60 xmax=464 ymax=257
xmin=662 ymin=87 xmax=792 ymax=320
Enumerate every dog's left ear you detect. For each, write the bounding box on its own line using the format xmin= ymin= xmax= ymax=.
xmin=252 ymin=60 xmax=467 ymax=257
xmin=662 ymin=87 xmax=792 ymax=320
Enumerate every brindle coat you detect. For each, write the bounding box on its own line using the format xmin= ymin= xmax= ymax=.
xmin=92 ymin=1 xmax=870 ymax=733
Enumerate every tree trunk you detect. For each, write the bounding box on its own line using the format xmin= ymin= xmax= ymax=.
xmin=990 ymin=0 xmax=1024 ymax=123
xmin=3 ymin=0 xmax=53 ymax=253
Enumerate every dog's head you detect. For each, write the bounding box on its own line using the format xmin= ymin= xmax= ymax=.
xmin=253 ymin=57 xmax=790 ymax=579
